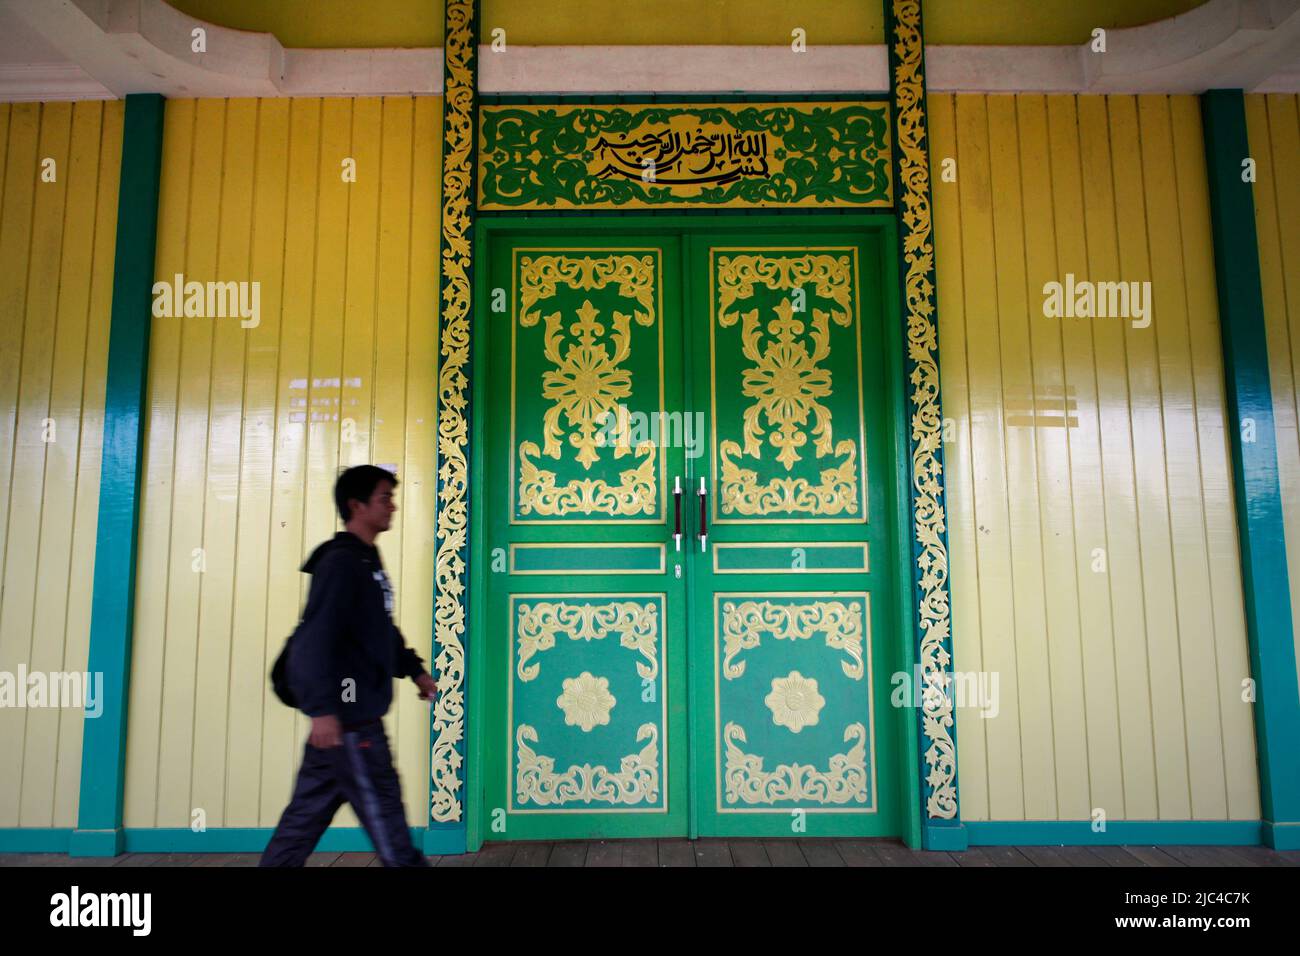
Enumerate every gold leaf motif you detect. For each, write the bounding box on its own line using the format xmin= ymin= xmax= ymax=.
xmin=556 ymin=672 xmax=616 ymax=732
xmin=537 ymin=300 xmax=637 ymax=468
xmin=720 ymin=599 xmax=864 ymax=681
xmin=517 ymin=253 xmax=661 ymax=516
xmin=714 ymin=253 xmax=860 ymax=516
xmin=890 ymin=0 xmax=957 ymax=820
xmin=723 ymin=721 xmax=869 ymax=805
xmin=765 ymin=671 xmax=825 ymax=733
xmin=515 ymin=599 xmax=660 ymax=683
xmin=516 ymin=723 xmax=660 ymax=807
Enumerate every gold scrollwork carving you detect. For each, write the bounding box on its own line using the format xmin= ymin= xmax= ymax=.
xmin=517 ymin=253 xmax=661 ymax=517
xmin=516 ymin=723 xmax=661 ymax=807
xmin=515 ymin=599 xmax=660 ymax=683
xmin=518 ymin=440 xmax=658 ymax=517
xmin=430 ymin=0 xmax=475 ymax=825
xmin=714 ymin=253 xmax=860 ymax=516
xmin=891 ymin=0 xmax=957 ymax=820
xmin=720 ymin=599 xmax=864 ymax=681
xmin=519 ymin=254 xmax=656 ymax=328
xmin=722 ymin=721 xmax=869 ymax=805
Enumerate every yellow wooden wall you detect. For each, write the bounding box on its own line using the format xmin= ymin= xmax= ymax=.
xmin=123 ymin=97 xmax=442 ymax=830
xmin=931 ymin=93 xmax=1260 ymax=822
xmin=0 ymin=101 xmax=122 ymax=828
xmin=1247 ymin=94 xmax=1300 ymax=697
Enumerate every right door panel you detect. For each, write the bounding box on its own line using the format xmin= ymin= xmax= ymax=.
xmin=687 ymin=234 xmax=902 ymax=837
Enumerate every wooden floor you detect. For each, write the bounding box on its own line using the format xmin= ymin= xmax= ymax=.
xmin=3 ymin=839 xmax=1298 ymax=867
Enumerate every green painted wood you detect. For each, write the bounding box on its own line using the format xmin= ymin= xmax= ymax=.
xmin=472 ymin=216 xmax=911 ymax=843
xmin=1201 ymin=89 xmax=1300 ymax=850
xmin=687 ymin=231 xmax=903 ymax=837
xmin=479 ymin=101 xmax=892 ymax=209
xmin=481 ymin=233 xmax=690 ymax=839
xmin=69 ymin=93 xmax=165 ymax=859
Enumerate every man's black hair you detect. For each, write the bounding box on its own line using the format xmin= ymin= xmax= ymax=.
xmin=335 ymin=465 xmax=399 ymax=523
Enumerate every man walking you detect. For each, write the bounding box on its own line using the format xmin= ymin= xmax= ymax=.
xmin=261 ymin=465 xmax=437 ymax=867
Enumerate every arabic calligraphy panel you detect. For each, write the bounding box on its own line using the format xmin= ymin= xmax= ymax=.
xmin=479 ymin=102 xmax=891 ymax=209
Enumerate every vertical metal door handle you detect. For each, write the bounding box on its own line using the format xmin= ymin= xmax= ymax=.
xmin=697 ymin=476 xmax=707 ymax=552
xmin=673 ymin=476 xmax=682 ymax=552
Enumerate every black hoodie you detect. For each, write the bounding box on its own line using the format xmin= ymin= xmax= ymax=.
xmin=287 ymin=531 xmax=427 ymax=723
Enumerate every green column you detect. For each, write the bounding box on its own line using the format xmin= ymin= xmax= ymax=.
xmin=1201 ymin=89 xmax=1300 ymax=851
xmin=69 ymin=93 xmax=165 ymax=858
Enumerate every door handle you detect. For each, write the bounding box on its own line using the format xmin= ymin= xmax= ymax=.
xmin=697 ymin=476 xmax=708 ymax=552
xmin=673 ymin=476 xmax=682 ymax=552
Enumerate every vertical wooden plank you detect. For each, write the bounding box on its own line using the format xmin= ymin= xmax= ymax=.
xmin=0 ymin=102 xmax=36 ymax=827
xmin=24 ymin=101 xmax=93 ymax=827
xmin=402 ymin=95 xmax=441 ymax=827
xmin=930 ymin=93 xmax=989 ymax=822
xmin=1170 ymin=96 xmax=1259 ymax=820
xmin=191 ymin=97 xmax=258 ymax=826
xmin=308 ymin=97 xmax=358 ymax=830
xmin=5 ymin=102 xmax=72 ymax=824
xmin=1139 ymin=94 xmax=1226 ymax=820
xmin=373 ymin=96 xmax=421 ymax=820
xmin=258 ymin=98 xmax=321 ymax=824
xmin=341 ymin=96 xmax=381 ymax=473
xmin=1018 ymin=94 xmax=1079 ymax=818
xmin=58 ymin=101 xmax=123 ymax=828
xmin=1109 ymin=94 xmax=1192 ymax=819
xmin=1045 ymin=93 xmax=1123 ymax=820
xmin=124 ymin=98 xmax=192 ymax=829
xmin=1021 ymin=94 xmax=1090 ymax=819
xmin=985 ymin=93 xmax=1054 ymax=821
xmin=156 ymin=98 xmax=225 ymax=826
xmin=227 ymin=97 xmax=289 ymax=826
xmin=953 ymin=94 xmax=1024 ymax=821
xmin=339 ymin=96 xmax=382 ymax=833
xmin=1076 ymin=95 xmax=1159 ymax=820
xmin=0 ymin=102 xmax=16 ymax=584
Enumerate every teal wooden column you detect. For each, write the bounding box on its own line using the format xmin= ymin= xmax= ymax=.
xmin=69 ymin=93 xmax=165 ymax=857
xmin=1201 ymin=90 xmax=1300 ymax=851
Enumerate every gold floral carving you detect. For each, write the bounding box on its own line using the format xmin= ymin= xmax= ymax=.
xmin=715 ymin=253 xmax=860 ymax=516
xmin=517 ymin=254 xmax=660 ymax=517
xmin=518 ymin=441 xmax=657 ymax=517
xmin=765 ymin=671 xmax=825 ymax=733
xmin=720 ymin=599 xmax=865 ymax=681
xmin=430 ymin=0 xmax=474 ymax=825
xmin=722 ymin=721 xmax=869 ymax=805
xmin=556 ymin=672 xmax=616 ymax=732
xmin=515 ymin=599 xmax=660 ymax=683
xmin=891 ymin=0 xmax=956 ymax=820
xmin=516 ymin=723 xmax=660 ymax=807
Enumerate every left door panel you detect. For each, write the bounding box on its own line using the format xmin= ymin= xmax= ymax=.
xmin=482 ymin=235 xmax=688 ymax=839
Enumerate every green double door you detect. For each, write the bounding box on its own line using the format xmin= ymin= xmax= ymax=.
xmin=482 ymin=227 xmax=902 ymax=840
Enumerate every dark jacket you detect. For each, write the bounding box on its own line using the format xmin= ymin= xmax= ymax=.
xmin=287 ymin=531 xmax=426 ymax=723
